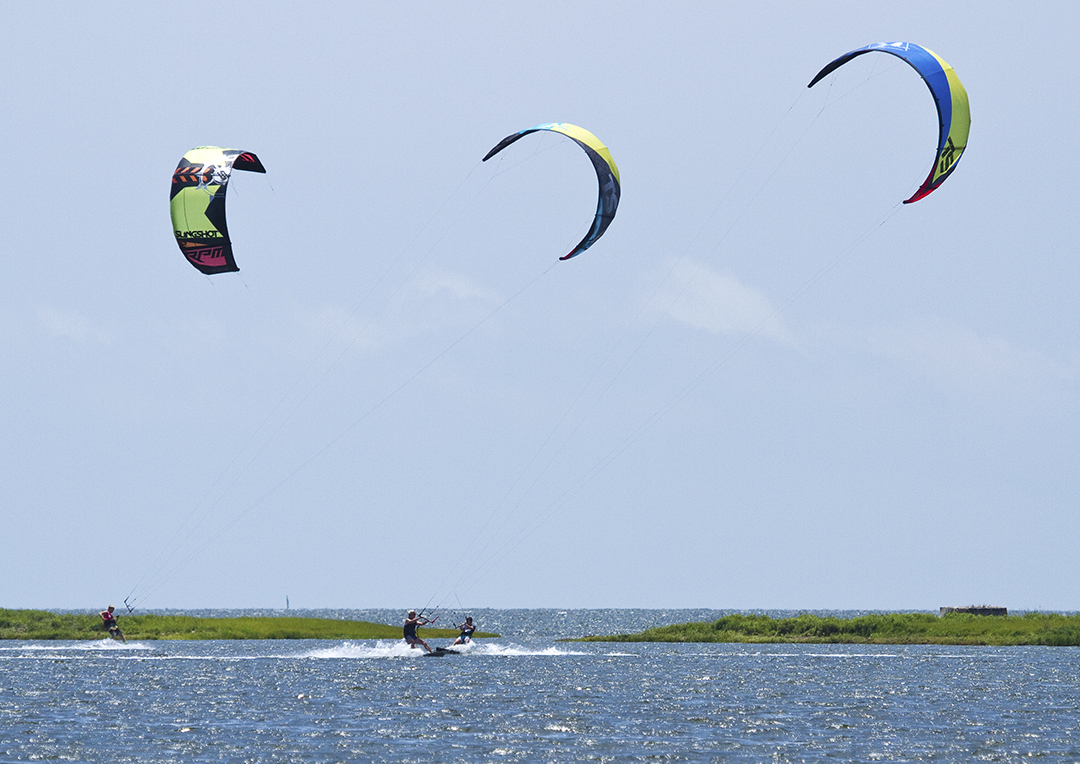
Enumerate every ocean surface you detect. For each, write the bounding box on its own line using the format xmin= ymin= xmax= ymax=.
xmin=3 ymin=608 xmax=1080 ymax=762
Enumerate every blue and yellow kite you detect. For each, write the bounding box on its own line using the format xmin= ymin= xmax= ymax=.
xmin=809 ymin=42 xmax=970 ymax=204
xmin=483 ymin=123 xmax=621 ymax=260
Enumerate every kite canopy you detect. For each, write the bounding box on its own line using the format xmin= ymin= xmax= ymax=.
xmin=483 ymin=123 xmax=621 ymax=260
xmin=808 ymin=42 xmax=970 ymax=204
xmin=170 ymin=147 xmax=266 ymax=274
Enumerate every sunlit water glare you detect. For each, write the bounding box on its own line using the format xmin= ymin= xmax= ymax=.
xmin=3 ymin=609 xmax=1079 ymax=761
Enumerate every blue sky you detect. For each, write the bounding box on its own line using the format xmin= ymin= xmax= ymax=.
xmin=3 ymin=2 xmax=1078 ymax=612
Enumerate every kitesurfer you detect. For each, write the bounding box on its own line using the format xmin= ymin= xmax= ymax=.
xmin=99 ymin=606 xmax=126 ymax=643
xmin=403 ymin=610 xmax=432 ymax=653
xmin=452 ymin=616 xmax=476 ymax=645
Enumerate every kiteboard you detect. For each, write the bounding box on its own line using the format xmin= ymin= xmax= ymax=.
xmin=424 ymin=647 xmax=460 ymax=658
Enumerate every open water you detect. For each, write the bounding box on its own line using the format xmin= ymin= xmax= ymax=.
xmin=3 ymin=609 xmax=1080 ymax=762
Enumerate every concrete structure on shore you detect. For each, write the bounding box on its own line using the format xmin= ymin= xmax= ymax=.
xmin=939 ymin=605 xmax=1008 ymax=616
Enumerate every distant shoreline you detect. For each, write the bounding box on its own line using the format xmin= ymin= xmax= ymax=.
xmin=7 ymin=609 xmax=1080 ymax=645
xmin=576 ymin=612 xmax=1080 ymax=646
xmin=0 ymin=609 xmax=497 ymax=641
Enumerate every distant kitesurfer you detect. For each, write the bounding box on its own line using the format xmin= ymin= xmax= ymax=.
xmin=452 ymin=616 xmax=475 ymax=645
xmin=403 ymin=610 xmax=432 ymax=653
xmin=99 ymin=606 xmax=126 ymax=643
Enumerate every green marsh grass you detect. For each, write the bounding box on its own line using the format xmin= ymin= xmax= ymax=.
xmin=580 ymin=611 xmax=1080 ymax=646
xmin=0 ymin=609 xmax=496 ymax=641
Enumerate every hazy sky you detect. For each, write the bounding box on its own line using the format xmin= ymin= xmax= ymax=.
xmin=3 ymin=2 xmax=1078 ymax=612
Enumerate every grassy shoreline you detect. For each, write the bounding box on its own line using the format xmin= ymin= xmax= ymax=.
xmin=578 ymin=612 xmax=1080 ymax=646
xmin=10 ymin=609 xmax=1080 ymax=645
xmin=0 ymin=609 xmax=497 ymax=641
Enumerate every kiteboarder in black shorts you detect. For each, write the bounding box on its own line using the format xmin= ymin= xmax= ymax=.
xmin=403 ymin=610 xmax=432 ymax=653
xmin=99 ymin=606 xmax=126 ymax=643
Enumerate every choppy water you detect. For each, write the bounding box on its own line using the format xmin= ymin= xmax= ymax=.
xmin=3 ymin=609 xmax=1080 ymax=762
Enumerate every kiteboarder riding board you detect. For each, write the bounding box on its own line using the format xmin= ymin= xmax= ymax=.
xmin=99 ymin=606 xmax=126 ymax=643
